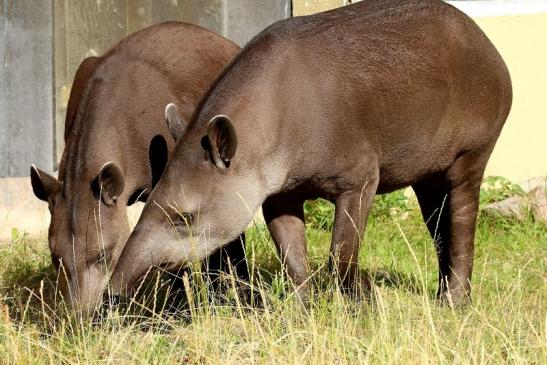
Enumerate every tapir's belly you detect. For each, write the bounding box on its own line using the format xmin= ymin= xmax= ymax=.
xmin=376 ymin=155 xmax=453 ymax=194
xmin=348 ymin=78 xmax=499 ymax=194
xmin=362 ymin=109 xmax=479 ymax=194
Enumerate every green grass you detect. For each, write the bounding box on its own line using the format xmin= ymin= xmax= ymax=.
xmin=0 ymin=193 xmax=546 ymax=364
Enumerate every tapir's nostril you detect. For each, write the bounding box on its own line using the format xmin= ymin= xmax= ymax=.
xmin=92 ymin=293 xmax=121 ymax=324
xmin=101 ymin=292 xmax=121 ymax=312
xmin=112 ymin=294 xmax=120 ymax=307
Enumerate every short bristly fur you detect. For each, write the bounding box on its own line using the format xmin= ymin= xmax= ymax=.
xmin=30 ymin=22 xmax=248 ymax=316
xmin=112 ymin=0 xmax=512 ymax=306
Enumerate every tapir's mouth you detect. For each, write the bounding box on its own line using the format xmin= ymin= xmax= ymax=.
xmin=156 ymin=260 xmax=186 ymax=275
xmin=115 ymin=260 xmax=187 ymax=297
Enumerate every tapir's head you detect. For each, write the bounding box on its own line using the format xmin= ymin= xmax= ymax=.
xmin=30 ymin=159 xmax=136 ymax=316
xmin=111 ymin=104 xmax=266 ymax=294
xmin=30 ymin=123 xmax=168 ymax=318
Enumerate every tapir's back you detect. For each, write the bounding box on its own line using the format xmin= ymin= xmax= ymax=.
xmin=87 ymin=22 xmax=239 ymax=129
xmin=60 ymin=22 xmax=240 ymax=181
xmin=99 ymin=22 xmax=240 ymax=103
xmin=268 ymin=0 xmax=511 ymax=186
xmin=288 ymin=0 xmax=511 ymax=130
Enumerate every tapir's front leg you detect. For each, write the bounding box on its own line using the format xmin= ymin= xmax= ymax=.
xmin=263 ymin=195 xmax=308 ymax=305
xmin=330 ymin=178 xmax=378 ymax=292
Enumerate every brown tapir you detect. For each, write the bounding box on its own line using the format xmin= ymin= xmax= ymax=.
xmin=29 ymin=22 xmax=248 ymax=316
xmin=111 ymin=0 xmax=512 ymax=306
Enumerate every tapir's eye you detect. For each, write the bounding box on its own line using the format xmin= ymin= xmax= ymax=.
xmin=174 ymin=212 xmax=194 ymax=227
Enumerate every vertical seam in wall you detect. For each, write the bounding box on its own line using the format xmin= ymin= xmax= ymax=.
xmin=290 ymin=0 xmax=293 ymax=17
xmin=60 ymin=0 xmax=68 ymax=167
xmin=52 ymin=0 xmax=57 ymax=171
xmin=64 ymin=0 xmax=68 ymax=83
xmin=125 ymin=0 xmax=129 ymax=36
xmin=223 ymin=0 xmax=228 ymax=37
xmin=1 ymin=0 xmax=8 ymax=176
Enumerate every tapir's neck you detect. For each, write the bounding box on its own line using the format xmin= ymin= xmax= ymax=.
xmin=59 ymin=78 xmax=187 ymax=203
xmin=199 ymin=76 xmax=292 ymax=200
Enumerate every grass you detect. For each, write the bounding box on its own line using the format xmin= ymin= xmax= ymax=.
xmin=0 ymin=189 xmax=546 ymax=364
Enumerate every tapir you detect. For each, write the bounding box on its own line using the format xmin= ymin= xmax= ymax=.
xmin=30 ymin=22 xmax=248 ymax=316
xmin=111 ymin=0 xmax=512 ymax=306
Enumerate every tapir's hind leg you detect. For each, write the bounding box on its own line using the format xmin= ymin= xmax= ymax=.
xmin=263 ymin=195 xmax=309 ymax=305
xmin=413 ymin=148 xmax=490 ymax=306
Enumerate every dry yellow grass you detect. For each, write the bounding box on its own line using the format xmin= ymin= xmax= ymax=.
xmin=0 ymin=200 xmax=545 ymax=364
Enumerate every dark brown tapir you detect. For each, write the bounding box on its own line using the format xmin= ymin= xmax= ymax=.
xmin=30 ymin=22 xmax=248 ymax=315
xmin=112 ymin=0 xmax=512 ymax=306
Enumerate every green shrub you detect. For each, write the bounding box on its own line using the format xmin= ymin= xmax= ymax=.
xmin=370 ymin=190 xmax=411 ymax=219
xmin=304 ymin=190 xmax=412 ymax=231
xmin=304 ymin=198 xmax=335 ymax=231
xmin=480 ymin=176 xmax=524 ymax=205
xmin=297 ymin=176 xmax=527 ymax=231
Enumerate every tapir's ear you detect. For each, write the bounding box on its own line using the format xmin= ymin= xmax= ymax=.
xmin=92 ymin=162 xmax=125 ymax=205
xmin=206 ymin=115 xmax=237 ymax=169
xmin=149 ymin=134 xmax=169 ymax=188
xmin=30 ymin=165 xmax=61 ymax=202
xmin=165 ymin=103 xmax=187 ymax=141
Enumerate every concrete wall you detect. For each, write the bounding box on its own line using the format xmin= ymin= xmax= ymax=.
xmin=293 ymin=0 xmax=349 ymax=16
xmin=225 ymin=0 xmax=291 ymax=45
xmin=4 ymin=0 xmax=544 ymax=238
xmin=0 ymin=0 xmax=290 ymax=239
xmin=0 ymin=0 xmax=54 ymax=177
xmin=1 ymin=0 xmax=291 ymax=177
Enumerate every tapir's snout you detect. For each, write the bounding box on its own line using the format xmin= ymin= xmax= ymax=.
xmin=56 ymin=262 xmax=113 ymax=321
xmin=98 ymin=291 xmax=121 ymax=314
xmin=109 ymin=226 xmax=159 ymax=297
xmin=110 ymin=218 xmax=199 ymax=298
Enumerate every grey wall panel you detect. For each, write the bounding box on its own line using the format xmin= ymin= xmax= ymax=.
xmin=53 ymin=0 xmax=128 ymax=164
xmin=1 ymin=1 xmax=7 ymax=176
xmin=65 ymin=0 xmax=127 ymax=82
xmin=151 ymin=0 xmax=224 ymax=36
xmin=1 ymin=0 xmax=54 ymax=177
xmin=0 ymin=0 xmax=291 ymax=177
xmin=127 ymin=0 xmax=152 ymax=34
xmin=225 ymin=0 xmax=291 ymax=46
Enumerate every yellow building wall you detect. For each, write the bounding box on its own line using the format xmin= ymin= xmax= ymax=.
xmin=475 ymin=14 xmax=547 ymax=182
xmin=293 ymin=0 xmax=346 ymax=15
xmin=292 ymin=1 xmax=547 ymax=182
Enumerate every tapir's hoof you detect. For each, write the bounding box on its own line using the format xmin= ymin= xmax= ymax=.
xmin=294 ymin=285 xmax=311 ymax=309
xmin=437 ymin=288 xmax=472 ymax=308
xmin=340 ymin=273 xmax=372 ymax=301
xmin=243 ymin=289 xmax=264 ymax=308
